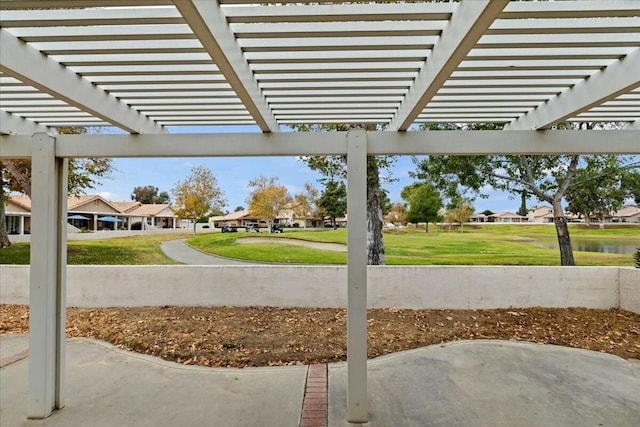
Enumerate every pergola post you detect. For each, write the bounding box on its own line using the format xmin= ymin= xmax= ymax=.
xmin=346 ymin=129 xmax=368 ymax=423
xmin=28 ymin=133 xmax=67 ymax=419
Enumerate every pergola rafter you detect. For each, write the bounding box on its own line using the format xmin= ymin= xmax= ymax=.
xmin=389 ymin=0 xmax=509 ymax=131
xmin=0 ymin=109 xmax=50 ymax=135
xmin=504 ymin=47 xmax=640 ymax=130
xmin=173 ymin=0 xmax=278 ymax=132
xmin=0 ymin=29 xmax=165 ymax=134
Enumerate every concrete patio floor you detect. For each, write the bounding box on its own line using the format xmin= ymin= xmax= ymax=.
xmin=1 ymin=335 xmax=639 ymax=426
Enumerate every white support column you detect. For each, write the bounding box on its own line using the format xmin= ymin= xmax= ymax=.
xmin=19 ymin=215 xmax=25 ymax=235
xmin=28 ymin=133 xmax=67 ymax=419
xmin=346 ymin=129 xmax=368 ymax=423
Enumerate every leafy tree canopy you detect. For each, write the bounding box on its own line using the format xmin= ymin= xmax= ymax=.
xmin=172 ymin=165 xmax=226 ymax=234
xmin=131 ymin=185 xmax=170 ymax=204
xmin=246 ymin=176 xmax=291 ymax=231
xmin=402 ymin=182 xmax=443 ymax=232
xmin=318 ymin=180 xmax=347 ymax=229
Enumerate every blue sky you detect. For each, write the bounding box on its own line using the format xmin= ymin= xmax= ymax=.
xmin=91 ymin=125 xmax=522 ymax=214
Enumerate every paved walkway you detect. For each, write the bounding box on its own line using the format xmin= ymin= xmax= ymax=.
xmin=2 ymin=335 xmax=639 ymax=426
xmin=160 ymin=239 xmax=251 ymax=265
xmin=161 ymin=237 xmax=346 ymax=265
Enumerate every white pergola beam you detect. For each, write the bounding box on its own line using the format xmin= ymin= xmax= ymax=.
xmin=0 ymin=30 xmax=165 ymax=134
xmin=221 ymin=2 xmax=454 ymax=23
xmin=2 ymin=130 xmax=638 ymax=159
xmin=173 ymin=0 xmax=277 ymax=132
xmin=389 ymin=0 xmax=509 ymax=131
xmin=0 ymin=110 xmax=50 ymax=135
xmin=504 ymin=47 xmax=640 ymax=130
xmin=624 ymin=120 xmax=640 ymax=130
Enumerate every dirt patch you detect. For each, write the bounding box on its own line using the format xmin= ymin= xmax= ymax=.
xmin=1 ymin=305 xmax=638 ymax=368
xmin=237 ymin=237 xmax=347 ymax=252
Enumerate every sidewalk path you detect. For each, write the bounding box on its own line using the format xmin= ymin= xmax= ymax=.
xmin=161 ymin=238 xmax=251 ymax=265
xmin=2 ymin=336 xmax=638 ymax=426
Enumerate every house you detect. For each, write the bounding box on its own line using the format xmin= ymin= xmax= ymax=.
xmin=276 ymin=202 xmax=323 ymax=228
xmin=471 ymin=213 xmax=488 ymax=223
xmin=3 ymin=195 xmax=31 ymax=235
xmin=528 ymin=205 xmax=554 ymax=223
xmin=489 ymin=211 xmax=528 ymax=223
xmin=127 ymin=203 xmax=178 ymax=229
xmin=4 ymin=194 xmax=178 ymax=234
xmin=209 ymin=210 xmax=260 ymax=228
xmin=67 ymin=195 xmax=125 ymax=230
xmin=611 ymin=205 xmax=640 ymax=223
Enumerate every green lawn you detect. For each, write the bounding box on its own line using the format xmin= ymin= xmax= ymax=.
xmin=0 ymin=234 xmax=190 ymax=265
xmin=1 ymin=225 xmax=636 ymax=266
xmin=188 ymin=225 xmax=638 ymax=266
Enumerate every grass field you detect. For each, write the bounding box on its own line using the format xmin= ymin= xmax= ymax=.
xmin=0 ymin=233 xmax=189 ymax=265
xmin=0 ymin=225 xmax=636 ymax=266
xmin=188 ymin=224 xmax=638 ymax=266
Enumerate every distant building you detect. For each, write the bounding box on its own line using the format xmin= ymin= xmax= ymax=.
xmin=489 ymin=211 xmax=528 ymax=223
xmin=4 ymin=194 xmax=178 ymax=234
xmin=209 ymin=210 xmax=259 ymax=228
xmin=611 ymin=205 xmax=640 ymax=223
xmin=528 ymin=205 xmax=554 ymax=223
xmin=471 ymin=213 xmax=489 ymax=223
xmin=276 ymin=202 xmax=323 ymax=228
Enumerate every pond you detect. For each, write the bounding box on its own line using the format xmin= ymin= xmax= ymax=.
xmin=532 ymin=238 xmax=639 ymax=254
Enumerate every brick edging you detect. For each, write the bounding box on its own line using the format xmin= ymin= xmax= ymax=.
xmin=0 ymin=350 xmax=29 ymax=368
xmin=300 ymin=363 xmax=328 ymax=427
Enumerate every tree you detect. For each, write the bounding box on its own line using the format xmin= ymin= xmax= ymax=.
xmin=384 ymin=203 xmax=407 ymax=231
xmin=292 ymin=183 xmax=320 ymax=226
xmin=295 ymin=123 xmax=393 ymax=265
xmin=172 ymin=166 xmax=226 ymax=234
xmin=415 ymin=153 xmax=639 ymax=265
xmin=379 ymin=188 xmax=392 ymax=216
xmin=246 ymin=176 xmax=291 ymax=232
xmin=1 ymin=127 xmax=114 ymax=248
xmin=234 ymin=206 xmax=245 ymax=212
xmin=318 ymin=180 xmax=347 ymax=229
xmin=402 ymin=182 xmax=443 ymax=232
xmin=131 ymin=185 xmax=170 ymax=204
xmin=516 ymin=192 xmax=529 ymax=217
xmin=622 ymin=171 xmax=640 ymax=204
xmin=445 ymin=198 xmax=474 ymax=232
xmin=566 ymin=170 xmax=627 ymax=224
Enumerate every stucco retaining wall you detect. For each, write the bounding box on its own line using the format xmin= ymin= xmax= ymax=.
xmin=620 ymin=268 xmax=640 ymax=314
xmin=0 ymin=265 xmax=629 ymax=310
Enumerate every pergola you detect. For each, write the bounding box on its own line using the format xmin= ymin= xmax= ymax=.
xmin=0 ymin=0 xmax=638 ymax=423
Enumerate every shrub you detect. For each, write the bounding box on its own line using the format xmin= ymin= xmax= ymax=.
xmin=131 ymin=222 xmax=143 ymax=230
xmin=634 ymin=248 xmax=640 ymax=268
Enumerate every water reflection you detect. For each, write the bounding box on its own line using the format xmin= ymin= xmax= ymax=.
xmin=533 ymin=239 xmax=638 ymax=254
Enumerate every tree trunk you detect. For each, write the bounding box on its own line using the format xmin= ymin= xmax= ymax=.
xmin=192 ymin=220 xmax=197 ymax=235
xmin=0 ymin=175 xmax=11 ymax=248
xmin=425 ymin=222 xmax=429 ymax=233
xmin=552 ymin=199 xmax=575 ymax=266
xmin=366 ymin=156 xmax=385 ymax=265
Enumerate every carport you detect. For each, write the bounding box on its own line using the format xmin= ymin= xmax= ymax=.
xmin=0 ymin=1 xmax=638 ymax=423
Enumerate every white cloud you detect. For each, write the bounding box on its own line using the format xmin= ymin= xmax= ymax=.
xmin=96 ymin=191 xmax=127 ymax=202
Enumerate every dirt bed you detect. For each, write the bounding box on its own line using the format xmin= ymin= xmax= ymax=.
xmin=1 ymin=305 xmax=638 ymax=368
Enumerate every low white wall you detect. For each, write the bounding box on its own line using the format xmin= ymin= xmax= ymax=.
xmin=0 ymin=265 xmax=625 ymax=310
xmin=620 ymin=268 xmax=640 ymax=314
